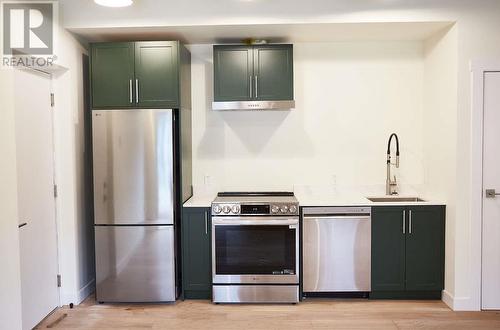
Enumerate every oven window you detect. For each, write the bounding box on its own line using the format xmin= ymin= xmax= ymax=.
xmin=215 ymin=225 xmax=296 ymax=275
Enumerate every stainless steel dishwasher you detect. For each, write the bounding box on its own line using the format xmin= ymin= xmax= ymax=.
xmin=302 ymin=207 xmax=371 ymax=295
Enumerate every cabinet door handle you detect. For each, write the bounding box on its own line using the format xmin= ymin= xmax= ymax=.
xmin=402 ymin=210 xmax=406 ymax=234
xmin=129 ymin=79 xmax=133 ymax=103
xmin=135 ymin=79 xmax=139 ymax=103
xmin=255 ymin=75 xmax=258 ymax=98
xmin=204 ymin=211 xmax=208 ymax=235
xmin=18 ymin=222 xmax=27 ymax=229
xmin=249 ymin=75 xmax=252 ymax=97
xmin=409 ymin=210 xmax=412 ymax=234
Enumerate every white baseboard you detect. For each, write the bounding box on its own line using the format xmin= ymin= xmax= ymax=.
xmin=77 ymin=279 xmax=95 ymax=304
xmin=441 ymin=290 xmax=481 ymax=311
xmin=442 ymin=290 xmax=454 ymax=309
xmin=60 ymin=279 xmax=95 ymax=306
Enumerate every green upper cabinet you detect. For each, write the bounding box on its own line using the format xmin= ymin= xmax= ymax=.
xmin=91 ymin=41 xmax=182 ymax=109
xmin=213 ymin=45 xmax=253 ymax=101
xmin=91 ymin=42 xmax=135 ymax=108
xmin=213 ymin=44 xmax=294 ymax=102
xmin=134 ymin=41 xmax=179 ymax=108
xmin=182 ymin=207 xmax=212 ymax=299
xmin=371 ymin=205 xmax=445 ymax=299
xmin=405 ymin=206 xmax=445 ymax=291
xmin=371 ymin=207 xmax=406 ymax=292
xmin=253 ymin=45 xmax=293 ymax=101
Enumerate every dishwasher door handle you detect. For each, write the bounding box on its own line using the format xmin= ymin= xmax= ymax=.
xmin=303 ymin=216 xmax=371 ymax=221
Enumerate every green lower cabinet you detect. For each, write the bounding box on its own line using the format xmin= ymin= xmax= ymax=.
xmin=405 ymin=207 xmax=445 ymax=291
xmin=182 ymin=207 xmax=212 ymax=299
xmin=371 ymin=207 xmax=406 ymax=292
xmin=371 ymin=205 xmax=445 ymax=299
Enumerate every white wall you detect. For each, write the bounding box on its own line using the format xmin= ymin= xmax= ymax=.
xmin=422 ymin=25 xmax=458 ymax=305
xmin=52 ymin=25 xmax=93 ymax=305
xmin=0 ymin=70 xmax=23 ymax=330
xmin=452 ymin=7 xmax=500 ymax=311
xmin=189 ymin=41 xmax=425 ymax=191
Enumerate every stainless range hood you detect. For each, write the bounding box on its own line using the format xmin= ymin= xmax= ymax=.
xmin=212 ymin=100 xmax=295 ymax=111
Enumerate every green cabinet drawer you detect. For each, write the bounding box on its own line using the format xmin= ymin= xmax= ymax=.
xmin=182 ymin=207 xmax=211 ymax=299
xmin=371 ymin=205 xmax=445 ymax=299
xmin=91 ymin=42 xmax=135 ymax=108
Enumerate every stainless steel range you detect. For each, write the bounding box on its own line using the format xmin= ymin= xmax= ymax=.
xmin=211 ymin=192 xmax=299 ymax=303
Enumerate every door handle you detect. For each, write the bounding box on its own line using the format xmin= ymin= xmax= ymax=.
xmin=249 ymin=75 xmax=252 ymax=97
xmin=402 ymin=210 xmax=406 ymax=234
xmin=129 ymin=79 xmax=133 ymax=103
xmin=18 ymin=222 xmax=27 ymax=228
xmin=255 ymin=75 xmax=258 ymax=98
xmin=135 ymin=79 xmax=139 ymax=103
xmin=486 ymin=189 xmax=500 ymax=198
xmin=205 ymin=212 xmax=208 ymax=235
xmin=409 ymin=210 xmax=412 ymax=234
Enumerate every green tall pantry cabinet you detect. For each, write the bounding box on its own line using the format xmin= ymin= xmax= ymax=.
xmin=371 ymin=206 xmax=445 ymax=299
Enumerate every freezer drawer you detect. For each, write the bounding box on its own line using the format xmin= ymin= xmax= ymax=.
xmin=95 ymin=225 xmax=176 ymax=302
xmin=92 ymin=109 xmax=174 ymax=225
xmin=303 ymin=208 xmax=371 ymax=292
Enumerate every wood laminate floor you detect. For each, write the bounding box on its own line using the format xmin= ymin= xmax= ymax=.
xmin=36 ymin=295 xmax=500 ymax=329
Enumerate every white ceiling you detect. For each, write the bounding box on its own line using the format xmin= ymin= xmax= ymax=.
xmin=69 ymin=22 xmax=453 ymax=44
xmin=59 ymin=0 xmax=484 ymax=43
xmin=59 ymin=0 xmax=473 ymax=28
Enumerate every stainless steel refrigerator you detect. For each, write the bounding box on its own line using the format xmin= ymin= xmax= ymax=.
xmin=92 ymin=108 xmax=191 ymax=302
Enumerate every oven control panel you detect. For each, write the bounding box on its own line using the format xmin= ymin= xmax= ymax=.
xmin=212 ymin=203 xmax=299 ymax=216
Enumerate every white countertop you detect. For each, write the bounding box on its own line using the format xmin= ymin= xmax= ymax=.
xmin=183 ymin=193 xmax=217 ymax=208
xmin=183 ymin=186 xmax=445 ymax=208
xmin=295 ymin=193 xmax=445 ymax=207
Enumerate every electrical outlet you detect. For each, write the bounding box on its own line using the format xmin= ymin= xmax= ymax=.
xmin=204 ymin=175 xmax=212 ymax=185
xmin=331 ymin=174 xmax=337 ymax=186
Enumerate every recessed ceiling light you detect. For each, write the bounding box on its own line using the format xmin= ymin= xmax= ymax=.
xmin=94 ymin=0 xmax=133 ymax=7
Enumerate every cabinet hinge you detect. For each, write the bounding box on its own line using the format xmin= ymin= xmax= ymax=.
xmin=57 ymin=274 xmax=61 ymax=287
xmin=53 ymin=184 xmax=58 ymax=198
xmin=50 ymin=93 xmax=55 ymax=107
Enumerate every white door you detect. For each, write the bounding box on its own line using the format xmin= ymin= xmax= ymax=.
xmin=14 ymin=69 xmax=60 ymax=329
xmin=482 ymin=71 xmax=500 ymax=310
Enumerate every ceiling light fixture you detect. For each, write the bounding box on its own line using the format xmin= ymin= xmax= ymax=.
xmin=94 ymin=0 xmax=133 ymax=7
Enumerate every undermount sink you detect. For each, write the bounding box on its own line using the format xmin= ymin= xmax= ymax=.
xmin=367 ymin=196 xmax=426 ymax=203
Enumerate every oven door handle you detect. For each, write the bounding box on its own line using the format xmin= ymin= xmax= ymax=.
xmin=212 ymin=219 xmax=298 ymax=226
